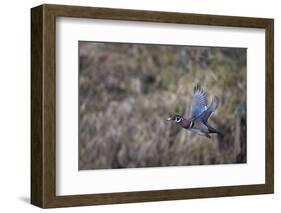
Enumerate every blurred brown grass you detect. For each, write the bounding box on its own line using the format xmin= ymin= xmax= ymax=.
xmin=78 ymin=42 xmax=246 ymax=170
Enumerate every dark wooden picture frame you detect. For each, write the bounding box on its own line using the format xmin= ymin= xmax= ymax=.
xmin=31 ymin=4 xmax=274 ymax=208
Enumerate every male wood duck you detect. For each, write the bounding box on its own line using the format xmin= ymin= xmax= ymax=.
xmin=167 ymin=84 xmax=222 ymax=138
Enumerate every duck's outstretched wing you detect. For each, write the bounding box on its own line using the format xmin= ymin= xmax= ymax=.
xmin=193 ymin=96 xmax=219 ymax=123
xmin=201 ymin=96 xmax=219 ymax=122
xmin=190 ymin=84 xmax=208 ymax=119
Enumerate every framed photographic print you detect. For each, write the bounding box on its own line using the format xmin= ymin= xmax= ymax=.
xmin=31 ymin=4 xmax=274 ymax=208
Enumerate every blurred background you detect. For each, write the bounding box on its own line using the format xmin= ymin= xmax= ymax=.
xmin=78 ymin=42 xmax=246 ymax=170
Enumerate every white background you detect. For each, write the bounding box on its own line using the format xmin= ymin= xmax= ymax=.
xmin=0 ymin=0 xmax=279 ymax=212
xmin=57 ymin=18 xmax=265 ymax=195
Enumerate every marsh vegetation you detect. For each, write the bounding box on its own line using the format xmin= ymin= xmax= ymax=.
xmin=79 ymin=42 xmax=246 ymax=170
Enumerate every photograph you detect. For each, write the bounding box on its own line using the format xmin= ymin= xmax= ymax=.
xmin=30 ymin=4 xmax=274 ymax=208
xmin=78 ymin=41 xmax=247 ymax=170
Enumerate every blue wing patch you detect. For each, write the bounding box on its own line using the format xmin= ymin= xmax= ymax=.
xmin=190 ymin=85 xmax=208 ymax=118
xmin=192 ymin=106 xmax=207 ymax=117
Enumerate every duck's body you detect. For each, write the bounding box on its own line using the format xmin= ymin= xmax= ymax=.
xmin=178 ymin=118 xmax=191 ymax=129
xmin=167 ymin=84 xmax=222 ymax=138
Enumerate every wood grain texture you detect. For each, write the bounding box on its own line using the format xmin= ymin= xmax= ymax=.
xmin=31 ymin=5 xmax=43 ymax=207
xmin=265 ymin=20 xmax=274 ymax=193
xmin=31 ymin=4 xmax=274 ymax=208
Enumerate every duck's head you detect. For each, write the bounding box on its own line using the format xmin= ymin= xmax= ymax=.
xmin=167 ymin=114 xmax=184 ymax=123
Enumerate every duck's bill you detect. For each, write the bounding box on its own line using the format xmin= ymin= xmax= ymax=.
xmin=167 ymin=117 xmax=172 ymax=121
